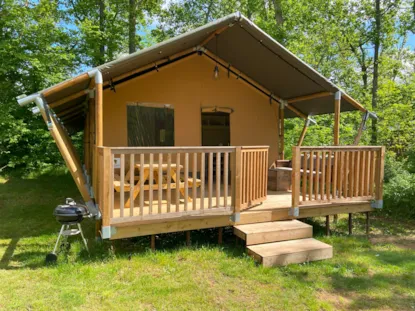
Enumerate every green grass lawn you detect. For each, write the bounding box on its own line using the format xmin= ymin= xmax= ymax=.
xmin=1 ymin=171 xmax=415 ymax=310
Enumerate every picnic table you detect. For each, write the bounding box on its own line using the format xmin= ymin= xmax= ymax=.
xmin=113 ymin=163 xmax=201 ymax=207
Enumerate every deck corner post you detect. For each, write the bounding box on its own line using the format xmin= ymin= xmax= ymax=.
xmin=101 ymin=147 xmax=112 ymax=232
xmin=325 ymin=215 xmax=330 ymax=236
xmin=290 ymin=146 xmax=301 ymax=217
xmin=366 ymin=212 xmax=370 ymax=236
xmin=348 ymin=213 xmax=353 ymax=235
xmin=232 ymin=147 xmax=242 ymax=216
xmin=374 ymin=146 xmax=385 ymax=204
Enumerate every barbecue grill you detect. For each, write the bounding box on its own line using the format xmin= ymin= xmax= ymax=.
xmin=46 ymin=198 xmax=90 ymax=264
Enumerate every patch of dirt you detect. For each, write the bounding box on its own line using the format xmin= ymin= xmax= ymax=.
xmin=370 ymin=235 xmax=415 ymax=250
xmin=317 ymin=290 xmax=353 ymax=310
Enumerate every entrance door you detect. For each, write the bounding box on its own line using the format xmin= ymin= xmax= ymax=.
xmin=201 ymin=112 xmax=230 ymax=146
xmin=201 ymin=111 xmax=231 ymax=184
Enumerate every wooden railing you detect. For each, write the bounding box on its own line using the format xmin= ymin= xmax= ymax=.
xmin=238 ymin=146 xmax=269 ymax=210
xmin=291 ymin=146 xmax=385 ymax=207
xmin=98 ymin=146 xmax=269 ymax=226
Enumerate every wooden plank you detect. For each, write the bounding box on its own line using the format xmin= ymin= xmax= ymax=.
xmin=158 ymin=153 xmax=163 ymax=214
xmin=291 ymin=147 xmax=301 ymax=209
xmin=129 ymin=154 xmax=134 ymax=216
xmin=208 ymin=152 xmax=213 ymax=209
xmin=102 ymin=148 xmax=112 ymax=227
xmin=354 ymin=151 xmax=360 ymax=197
xmin=110 ymin=146 xmax=236 ymax=154
xmin=360 ymin=151 xmax=366 ymax=196
xmin=341 ymin=92 xmax=367 ymax=112
xmin=192 ymin=153 xmax=197 ymax=210
xmin=139 ymin=154 xmax=144 ymax=216
xmin=321 ymin=151 xmax=326 ymax=200
xmin=302 ymin=152 xmax=307 ymax=201
xmin=287 ymin=91 xmax=331 ymax=104
xmin=200 ymin=153 xmax=205 ymax=211
xmin=43 ymin=73 xmax=90 ymax=98
xmin=216 ymin=152 xmax=221 ymax=207
xmin=224 ymin=152 xmax=229 ymax=208
xmin=332 ymin=152 xmax=338 ymax=199
xmin=308 ymin=151 xmax=314 ymax=201
xmin=149 ymin=153 xmax=154 ymax=214
xmin=326 ymin=151 xmax=332 ymax=201
xmin=234 ymin=147 xmax=242 ymax=214
xmin=299 ymin=146 xmax=383 ymax=151
xmin=167 ymin=153 xmax=172 ymax=213
xmin=314 ymin=151 xmax=320 ymax=200
xmin=176 ymin=153 xmax=181 ymax=211
xmin=375 ymin=147 xmax=385 ymax=200
xmin=184 ymin=153 xmax=189 ymax=211
xmin=120 ymin=154 xmax=125 ymax=217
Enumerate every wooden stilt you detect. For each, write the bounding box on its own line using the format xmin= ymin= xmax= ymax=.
xmin=333 ymin=214 xmax=338 ymax=223
xmin=348 ymin=213 xmax=353 ymax=235
xmin=150 ymin=235 xmax=156 ymax=251
xmin=366 ymin=212 xmax=370 ymax=235
xmin=218 ymin=227 xmax=223 ymax=245
xmin=325 ymin=215 xmax=330 ymax=236
xmin=186 ymin=231 xmax=191 ymax=246
xmin=95 ymin=219 xmax=102 ymax=241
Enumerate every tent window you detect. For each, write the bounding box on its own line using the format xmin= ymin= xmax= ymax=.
xmin=127 ymin=104 xmax=174 ymax=146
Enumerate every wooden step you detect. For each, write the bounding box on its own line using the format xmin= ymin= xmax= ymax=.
xmin=247 ymin=238 xmax=333 ymax=267
xmin=234 ymin=220 xmax=312 ymax=245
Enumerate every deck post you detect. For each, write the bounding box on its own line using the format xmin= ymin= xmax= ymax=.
xmin=325 ymin=215 xmax=330 ymax=236
xmin=366 ymin=212 xmax=370 ymax=235
xmin=348 ymin=213 xmax=353 ymax=235
xmin=186 ymin=231 xmax=191 ymax=246
xmin=150 ymin=235 xmax=156 ymax=251
xmin=101 ymin=147 xmax=112 ymax=239
xmin=290 ymin=146 xmax=301 ymax=217
xmin=231 ymin=147 xmax=242 ymax=222
xmin=218 ymin=227 xmax=223 ymax=245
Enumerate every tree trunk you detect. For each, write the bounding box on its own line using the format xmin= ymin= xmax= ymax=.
xmin=128 ymin=0 xmax=136 ymax=54
xmin=271 ymin=0 xmax=284 ymax=26
xmin=371 ymin=0 xmax=381 ymax=145
xmin=98 ymin=0 xmax=105 ymax=66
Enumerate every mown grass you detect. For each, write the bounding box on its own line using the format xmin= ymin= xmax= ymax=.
xmin=0 ymin=171 xmax=414 ymax=310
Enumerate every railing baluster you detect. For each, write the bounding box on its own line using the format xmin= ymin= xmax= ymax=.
xmin=149 ymin=153 xmax=153 ymax=214
xmin=302 ymin=151 xmax=307 ymax=201
xmin=139 ymin=153 xmax=144 ymax=216
xmin=158 ymin=153 xmax=163 ymax=214
xmin=354 ymin=151 xmax=360 ymax=197
xmin=326 ymin=150 xmax=332 ymax=201
xmin=216 ymin=152 xmax=221 ymax=207
xmin=167 ymin=153 xmax=171 ymax=213
xmin=224 ymin=152 xmax=229 ymax=208
xmin=200 ymin=153 xmax=205 ymax=211
xmin=332 ymin=151 xmax=338 ymax=199
xmin=343 ymin=151 xmax=349 ymax=198
xmin=208 ymin=152 xmax=213 ymax=209
xmin=338 ymin=151 xmax=344 ymax=198
xmin=120 ymin=154 xmax=125 ymax=217
xmin=349 ymin=151 xmax=355 ymax=198
xmin=369 ymin=150 xmax=376 ymax=196
xmin=309 ymin=151 xmax=314 ymax=201
xmin=184 ymin=152 xmax=189 ymax=211
xmin=192 ymin=153 xmax=197 ymax=210
xmin=365 ymin=151 xmax=371 ymax=196
xmin=360 ymin=151 xmax=365 ymax=197
xmin=321 ymin=151 xmax=326 ymax=201
xmin=129 ymin=154 xmax=134 ymax=216
xmin=109 ymin=151 xmax=114 ymax=219
xmin=175 ymin=153 xmax=180 ymax=212
xmin=314 ymin=151 xmax=320 ymax=200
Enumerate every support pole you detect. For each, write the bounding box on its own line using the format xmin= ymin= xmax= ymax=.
xmin=333 ymin=91 xmax=341 ymax=223
xmin=297 ymin=117 xmax=316 ymax=146
xmin=279 ymin=102 xmax=285 ymax=160
xmin=218 ymin=227 xmax=223 ymax=245
xmin=325 ymin=215 xmax=330 ymax=236
xmin=334 ymin=91 xmax=341 ymax=146
xmin=186 ymin=231 xmax=191 ymax=246
xmin=150 ymin=235 xmax=156 ymax=251
xmin=348 ymin=213 xmax=353 ymax=235
xmin=366 ymin=212 xmax=370 ymax=236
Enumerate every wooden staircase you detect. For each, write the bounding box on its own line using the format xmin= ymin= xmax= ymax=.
xmin=234 ymin=220 xmax=333 ymax=267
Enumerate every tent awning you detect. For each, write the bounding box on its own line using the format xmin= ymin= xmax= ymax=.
xmin=18 ymin=12 xmax=367 ymax=130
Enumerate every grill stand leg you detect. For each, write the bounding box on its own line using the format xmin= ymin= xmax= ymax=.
xmin=52 ymin=225 xmax=65 ymax=254
xmin=78 ymin=223 xmax=89 ymax=253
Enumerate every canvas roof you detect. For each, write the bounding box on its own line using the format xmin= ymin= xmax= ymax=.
xmin=20 ymin=12 xmax=367 ymax=130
